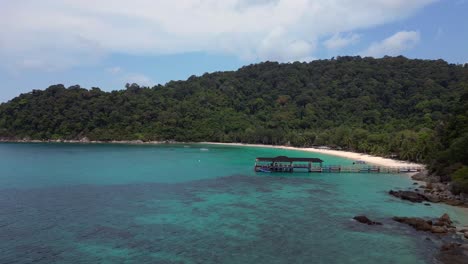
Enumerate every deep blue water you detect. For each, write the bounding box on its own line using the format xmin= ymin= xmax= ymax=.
xmin=0 ymin=143 xmax=466 ymax=263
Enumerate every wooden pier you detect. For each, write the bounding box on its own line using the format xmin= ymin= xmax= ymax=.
xmin=255 ymin=156 xmax=323 ymax=172
xmin=318 ymin=165 xmax=422 ymax=173
xmin=254 ymin=156 xmax=422 ymax=174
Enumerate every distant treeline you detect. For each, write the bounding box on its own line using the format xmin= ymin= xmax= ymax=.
xmin=1 ymin=56 xmax=467 ymax=192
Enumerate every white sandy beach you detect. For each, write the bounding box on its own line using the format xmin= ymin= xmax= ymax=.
xmin=202 ymin=142 xmax=424 ymax=168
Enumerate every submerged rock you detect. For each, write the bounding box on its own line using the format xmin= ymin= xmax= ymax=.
xmin=353 ymin=215 xmax=382 ymax=225
xmin=437 ymin=243 xmax=468 ymax=264
xmin=392 ymin=213 xmax=468 ymax=263
xmin=389 ymin=190 xmax=428 ymax=203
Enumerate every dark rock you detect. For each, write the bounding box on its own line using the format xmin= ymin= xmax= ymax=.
xmin=435 ymin=213 xmax=453 ymax=227
xmin=440 ymin=213 xmax=452 ymax=223
xmin=393 ymin=217 xmax=432 ymax=231
xmin=393 ymin=214 xmax=462 ymax=234
xmin=444 ymin=199 xmax=464 ymax=206
xmin=353 ymin=215 xmax=382 ymax=225
xmin=411 ymin=170 xmax=428 ymax=181
xmin=394 ymin=214 xmax=455 ymax=235
xmin=424 ymin=203 xmax=431 ymax=206
xmin=413 ymin=182 xmax=418 ymax=185
xmin=441 ymin=243 xmax=461 ymax=251
xmin=426 ymin=195 xmax=441 ymax=203
xmin=431 ymin=226 xmax=447 ymax=234
xmin=437 ymin=243 xmax=468 ymax=264
xmin=389 ymin=190 xmax=428 ymax=203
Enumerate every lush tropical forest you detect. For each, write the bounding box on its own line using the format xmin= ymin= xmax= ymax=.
xmin=0 ymin=56 xmax=467 ymax=192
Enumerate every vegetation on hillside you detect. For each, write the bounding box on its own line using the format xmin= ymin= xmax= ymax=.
xmin=0 ymin=56 xmax=467 ymax=192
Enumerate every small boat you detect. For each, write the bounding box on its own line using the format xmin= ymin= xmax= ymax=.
xmin=353 ymin=160 xmax=366 ymax=165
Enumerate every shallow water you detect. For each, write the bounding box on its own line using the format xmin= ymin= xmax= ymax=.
xmin=0 ymin=143 xmax=466 ymax=263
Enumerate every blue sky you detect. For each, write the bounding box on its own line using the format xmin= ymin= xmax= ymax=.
xmin=0 ymin=0 xmax=467 ymax=102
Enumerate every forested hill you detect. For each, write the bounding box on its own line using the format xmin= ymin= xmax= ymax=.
xmin=1 ymin=56 xmax=467 ymax=190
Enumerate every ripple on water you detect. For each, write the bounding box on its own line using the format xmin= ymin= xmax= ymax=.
xmin=0 ymin=174 xmax=443 ymax=263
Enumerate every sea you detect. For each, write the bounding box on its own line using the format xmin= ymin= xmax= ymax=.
xmin=0 ymin=143 xmax=466 ymax=263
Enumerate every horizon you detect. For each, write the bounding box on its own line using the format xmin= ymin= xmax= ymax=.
xmin=1 ymin=0 xmax=467 ymax=102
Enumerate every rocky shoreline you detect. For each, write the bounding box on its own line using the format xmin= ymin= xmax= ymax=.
xmin=383 ymin=170 xmax=468 ymax=263
xmin=411 ymin=170 xmax=468 ymax=207
xmin=388 ymin=170 xmax=468 ymax=208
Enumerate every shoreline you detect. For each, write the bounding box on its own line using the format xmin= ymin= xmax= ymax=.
xmin=201 ymin=142 xmax=424 ymax=169
xmin=1 ymin=139 xmax=423 ymax=168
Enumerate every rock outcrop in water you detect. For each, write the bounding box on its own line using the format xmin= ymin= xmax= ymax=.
xmin=393 ymin=214 xmax=456 ymax=234
xmin=388 ymin=190 xmax=428 ymax=203
xmin=392 ymin=213 xmax=468 ymax=264
xmin=435 ymin=213 xmax=453 ymax=227
xmin=392 ymin=216 xmax=433 ymax=231
xmin=353 ymin=215 xmax=382 ymax=225
xmin=389 ymin=185 xmax=467 ymax=206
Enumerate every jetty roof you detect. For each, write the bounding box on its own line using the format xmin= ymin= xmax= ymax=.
xmin=256 ymin=156 xmax=323 ymax=163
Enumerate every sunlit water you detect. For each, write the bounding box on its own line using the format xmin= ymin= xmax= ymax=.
xmin=0 ymin=143 xmax=466 ymax=263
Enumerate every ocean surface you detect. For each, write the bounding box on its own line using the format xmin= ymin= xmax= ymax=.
xmin=0 ymin=143 xmax=466 ymax=263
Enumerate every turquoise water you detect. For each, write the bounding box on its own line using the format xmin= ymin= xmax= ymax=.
xmin=0 ymin=143 xmax=466 ymax=263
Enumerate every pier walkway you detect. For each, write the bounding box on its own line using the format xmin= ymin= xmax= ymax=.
xmin=254 ymin=156 xmax=422 ymax=174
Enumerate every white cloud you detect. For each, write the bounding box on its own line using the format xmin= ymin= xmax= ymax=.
xmin=104 ymin=66 xmax=152 ymax=86
xmin=106 ymin=66 xmax=123 ymax=74
xmin=255 ymin=27 xmax=316 ymax=62
xmin=324 ymin=33 xmax=360 ymax=50
xmin=0 ymin=0 xmax=436 ymax=70
xmin=435 ymin=27 xmax=443 ymax=40
xmin=361 ymin=31 xmax=421 ymax=57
